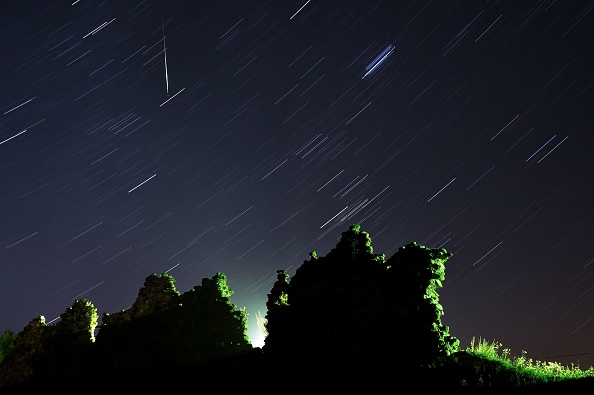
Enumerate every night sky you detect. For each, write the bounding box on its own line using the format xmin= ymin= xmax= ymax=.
xmin=1 ymin=1 xmax=593 ymax=368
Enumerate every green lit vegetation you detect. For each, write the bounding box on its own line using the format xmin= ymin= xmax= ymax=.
xmin=462 ymin=337 xmax=594 ymax=384
xmin=0 ymin=330 xmax=16 ymax=364
xmin=0 ymin=224 xmax=593 ymax=393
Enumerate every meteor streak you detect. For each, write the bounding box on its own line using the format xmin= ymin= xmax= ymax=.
xmin=163 ymin=23 xmax=169 ymax=96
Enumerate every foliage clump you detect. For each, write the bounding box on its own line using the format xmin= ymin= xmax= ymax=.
xmin=0 ymin=317 xmax=47 ymax=387
xmin=95 ymin=271 xmax=251 ymax=372
xmin=264 ymin=224 xmax=459 ymax=367
xmin=102 ymin=273 xmax=180 ymax=326
xmin=178 ymin=272 xmax=251 ymax=350
xmin=0 ymin=330 xmax=16 ymax=364
xmin=0 ymin=272 xmax=250 ymax=388
xmin=385 ymin=241 xmax=459 ymax=358
xmin=0 ymin=299 xmax=98 ymax=387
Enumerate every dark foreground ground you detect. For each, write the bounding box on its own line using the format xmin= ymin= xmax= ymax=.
xmin=1 ymin=348 xmax=593 ymax=394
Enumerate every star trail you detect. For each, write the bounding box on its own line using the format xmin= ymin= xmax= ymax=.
xmin=1 ymin=1 xmax=593 ymax=366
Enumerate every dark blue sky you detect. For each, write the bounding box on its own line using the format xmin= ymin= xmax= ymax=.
xmin=1 ymin=0 xmax=593 ymax=367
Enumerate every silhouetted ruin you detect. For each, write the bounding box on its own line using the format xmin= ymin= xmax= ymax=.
xmin=2 ymin=224 xmax=588 ymax=393
xmin=263 ymin=224 xmax=459 ymax=366
xmin=0 ymin=272 xmax=250 ymax=389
